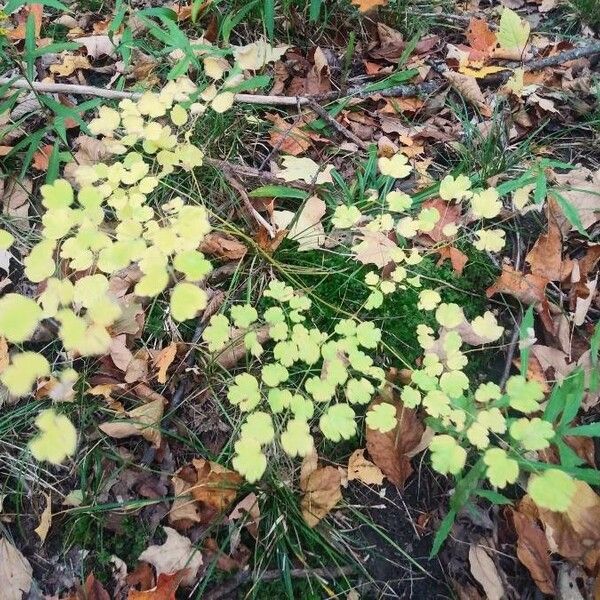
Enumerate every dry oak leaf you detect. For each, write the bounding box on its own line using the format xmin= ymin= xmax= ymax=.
xmin=417 ymin=198 xmax=461 ymax=246
xmin=199 ymin=232 xmax=247 ymax=261
xmin=75 ymin=35 xmax=120 ymax=59
xmin=435 ymin=246 xmax=468 ymax=275
xmin=347 ymin=449 xmax=385 ymax=486
xmin=272 ymin=195 xmax=326 ymax=251
xmin=468 ymin=545 xmax=504 ymax=600
xmin=99 ymin=398 xmax=164 ymax=447
xmin=2 ymin=177 xmax=32 ymax=230
xmin=351 ymin=0 xmax=387 ymax=12
xmin=32 ymin=144 xmax=54 ymax=171
xmin=138 ymin=527 xmax=203 ymax=587
xmin=525 ymin=199 xmax=573 ymax=281
xmin=154 ymin=343 xmax=177 ymax=384
xmin=366 ymin=391 xmax=424 ymax=488
xmin=127 ymin=571 xmax=186 ymax=600
xmin=0 ymin=537 xmax=33 ymax=600
xmin=512 ymin=508 xmax=555 ymax=595
xmin=169 ymin=471 xmax=203 ymax=528
xmin=49 ymin=54 xmax=92 ymax=77
xmin=443 ymin=70 xmax=492 ymax=117
xmin=75 ymin=573 xmax=111 ymax=600
xmin=300 ymin=465 xmax=342 ymax=528
xmin=215 ymin=326 xmax=270 ymax=369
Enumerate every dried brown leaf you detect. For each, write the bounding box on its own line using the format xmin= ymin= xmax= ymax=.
xmin=366 ymin=391 xmax=423 ymax=488
xmin=512 ymin=508 xmax=556 ymax=594
xmin=347 ymin=449 xmax=385 ymax=486
xmin=138 ymin=527 xmax=202 ymax=587
xmin=300 ymin=465 xmax=342 ymax=528
xmin=0 ymin=537 xmax=33 ymax=600
xmin=443 ymin=71 xmax=492 ymax=117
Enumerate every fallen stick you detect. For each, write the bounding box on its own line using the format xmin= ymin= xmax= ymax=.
xmin=222 ymin=168 xmax=276 ymax=238
xmin=306 ymin=98 xmax=369 ymax=150
xmin=204 ymin=565 xmax=356 ymax=600
xmin=1 ymin=41 xmax=597 ymax=106
xmin=204 ymin=157 xmax=312 ymax=190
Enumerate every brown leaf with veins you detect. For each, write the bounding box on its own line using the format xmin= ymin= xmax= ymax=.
xmin=7 ymin=4 xmax=43 ymax=40
xmin=300 ymin=465 xmax=342 ymax=527
xmin=417 ymin=199 xmax=461 ymax=246
xmin=266 ymin=113 xmax=312 ymax=156
xmin=366 ymin=389 xmax=424 ymax=488
xmin=525 ymin=200 xmax=572 ymax=281
xmin=512 ymin=508 xmax=555 ymax=595
xmin=486 ymin=264 xmax=548 ymax=306
xmin=138 ymin=527 xmax=202 ymax=586
xmin=443 ymin=71 xmax=492 ymax=117
xmin=170 ymin=459 xmax=242 ymax=527
xmin=435 ymin=246 xmax=468 ymax=275
xmin=199 ymin=232 xmax=247 ymax=261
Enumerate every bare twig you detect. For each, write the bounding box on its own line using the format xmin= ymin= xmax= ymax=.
xmin=306 ymin=98 xmax=369 ymax=150
xmin=204 ymin=565 xmax=356 ymax=600
xmin=204 ymin=157 xmax=311 ymax=190
xmin=3 ymin=41 xmax=597 ymax=108
xmin=222 ymin=169 xmax=276 ymax=238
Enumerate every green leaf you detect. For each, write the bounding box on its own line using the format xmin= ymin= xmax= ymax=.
xmin=558 ymin=368 xmax=585 ymax=429
xmin=33 ymin=41 xmax=81 ymax=57
xmin=533 ymin=168 xmax=546 ymax=204
xmin=551 ymin=190 xmax=588 ymax=237
xmin=556 ymin=438 xmax=585 ymax=469
xmin=225 ymin=74 xmax=271 ymax=93
xmin=263 ymin=0 xmax=274 ymax=39
xmin=220 ymin=0 xmax=260 ymax=44
xmin=362 ymin=69 xmax=418 ymax=93
xmin=518 ymin=458 xmax=600 ymax=485
xmin=249 ymin=186 xmax=308 ymax=200
xmin=4 ymin=0 xmax=68 ymax=12
xmin=309 ymin=0 xmax=322 ymax=21
xmin=519 ymin=305 xmax=534 ymax=373
xmin=565 ymin=423 xmax=600 ymax=437
xmin=46 ymin=142 xmax=61 ymax=184
xmin=498 ymin=7 xmax=530 ymax=50
xmin=475 ymin=489 xmax=513 ymax=505
xmin=430 ymin=508 xmax=456 ymax=557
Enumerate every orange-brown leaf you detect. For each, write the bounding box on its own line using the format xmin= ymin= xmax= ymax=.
xmin=351 ymin=0 xmax=387 ymax=12
xmin=512 ymin=509 xmax=555 ymax=595
xmin=300 ymin=465 xmax=342 ymax=527
xmin=128 ymin=571 xmax=186 ymax=600
xmin=466 ymin=18 xmax=497 ymax=55
xmin=365 ymin=391 xmax=424 ymax=488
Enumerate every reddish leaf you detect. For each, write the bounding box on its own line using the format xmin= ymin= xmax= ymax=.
xmin=127 ymin=571 xmax=186 ymax=600
xmin=512 ymin=509 xmax=555 ymax=595
xmin=366 ymin=388 xmax=423 ymax=488
xmin=466 ymin=18 xmax=497 ymax=56
xmin=525 ymin=200 xmax=572 ymax=281
xmin=435 ymin=245 xmax=468 ymax=275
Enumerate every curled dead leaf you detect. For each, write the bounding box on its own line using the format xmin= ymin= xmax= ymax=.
xmin=300 ymin=465 xmax=342 ymax=528
xmin=99 ymin=398 xmax=164 ymax=447
xmin=138 ymin=527 xmax=202 ymax=587
xmin=365 ymin=390 xmax=424 ymax=488
xmin=347 ymin=449 xmax=385 ymax=486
